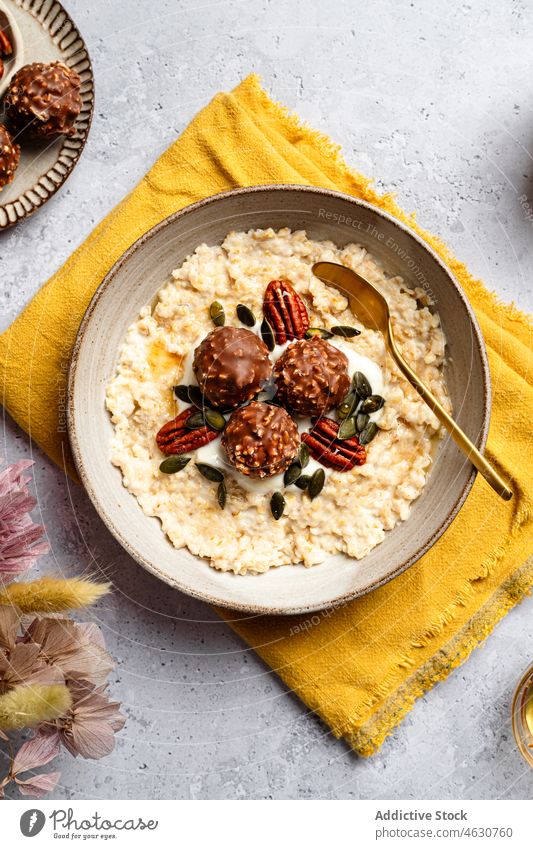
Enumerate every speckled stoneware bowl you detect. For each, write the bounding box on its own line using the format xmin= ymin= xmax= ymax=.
xmin=68 ymin=185 xmax=490 ymax=615
xmin=0 ymin=0 xmax=93 ymax=228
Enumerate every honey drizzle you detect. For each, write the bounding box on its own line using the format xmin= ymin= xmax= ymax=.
xmin=148 ymin=340 xmax=183 ymax=418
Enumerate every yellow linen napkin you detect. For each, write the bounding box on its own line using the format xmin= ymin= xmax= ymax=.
xmin=1 ymin=75 xmax=532 ymax=755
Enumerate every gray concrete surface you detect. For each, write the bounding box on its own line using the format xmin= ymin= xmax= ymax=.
xmin=1 ymin=0 xmax=533 ymax=799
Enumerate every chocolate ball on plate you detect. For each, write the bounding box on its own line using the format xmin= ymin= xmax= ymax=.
xmin=193 ymin=326 xmax=271 ymax=409
xmin=222 ymin=400 xmax=299 ymax=478
xmin=273 ymin=336 xmax=350 ymax=417
xmin=5 ymin=61 xmax=82 ymax=138
xmin=0 ymin=124 xmax=20 ymax=189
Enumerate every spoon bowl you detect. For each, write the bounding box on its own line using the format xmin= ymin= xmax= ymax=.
xmin=312 ymin=259 xmax=389 ymax=334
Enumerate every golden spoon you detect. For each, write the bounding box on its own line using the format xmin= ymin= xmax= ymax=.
xmin=312 ymin=261 xmax=512 ymax=501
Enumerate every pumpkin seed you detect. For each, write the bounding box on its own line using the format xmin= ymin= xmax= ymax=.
xmin=298 ymin=443 xmax=309 ymax=469
xmin=331 ymin=325 xmax=361 ymax=338
xmin=336 ymin=391 xmax=358 ymax=420
xmin=352 ymin=371 xmax=372 ymax=398
xmin=359 ymin=422 xmax=378 ymax=445
xmin=186 ymin=411 xmax=205 ymax=429
xmin=305 ymin=327 xmax=333 ymax=339
xmin=338 ymin=417 xmax=357 ymax=440
xmin=356 ymin=412 xmax=369 ymax=432
xmin=187 ymin=384 xmax=206 ymax=409
xmin=204 ymin=409 xmax=226 ymax=431
xmin=209 ymin=301 xmax=225 ymax=326
xmin=270 ymin=491 xmax=285 ymax=520
xmin=195 ymin=463 xmax=225 ymax=483
xmin=295 ymin=475 xmax=311 ymax=490
xmin=360 ymin=394 xmax=385 ymax=414
xmin=236 ymin=303 xmax=256 ymax=327
xmin=308 ymin=468 xmax=325 ymax=499
xmin=284 ymin=462 xmax=302 ymax=486
xmin=217 ymin=480 xmax=227 ymax=509
xmin=260 ymin=317 xmax=275 ymax=351
xmin=159 ymin=456 xmax=191 ymax=474
xmin=173 ymin=384 xmax=191 ymax=403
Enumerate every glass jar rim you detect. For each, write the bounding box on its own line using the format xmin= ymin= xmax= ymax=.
xmin=511 ymin=663 xmax=533 ymax=768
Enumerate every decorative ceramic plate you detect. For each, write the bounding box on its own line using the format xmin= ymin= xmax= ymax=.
xmin=68 ymin=185 xmax=491 ymax=615
xmin=0 ymin=0 xmax=93 ymax=228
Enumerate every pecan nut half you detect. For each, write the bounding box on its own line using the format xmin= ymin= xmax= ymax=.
xmin=156 ymin=406 xmax=219 ymax=456
xmin=263 ymin=279 xmax=310 ymax=345
xmin=301 ymin=417 xmax=367 ymax=471
xmin=0 ymin=31 xmax=13 ymax=56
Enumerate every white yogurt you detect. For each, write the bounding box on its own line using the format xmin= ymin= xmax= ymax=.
xmin=330 ymin=338 xmax=384 ymax=398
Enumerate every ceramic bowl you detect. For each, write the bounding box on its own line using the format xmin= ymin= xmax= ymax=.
xmin=68 ymin=185 xmax=490 ymax=615
xmin=0 ymin=0 xmax=94 ymax=229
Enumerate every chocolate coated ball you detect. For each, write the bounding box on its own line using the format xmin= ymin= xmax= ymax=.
xmin=273 ymin=336 xmax=350 ymax=417
xmin=0 ymin=124 xmax=20 ymax=189
xmin=193 ymin=326 xmax=271 ymax=409
xmin=222 ymin=401 xmax=299 ymax=478
xmin=5 ymin=62 xmax=82 ymax=138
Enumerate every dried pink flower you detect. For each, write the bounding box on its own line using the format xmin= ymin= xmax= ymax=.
xmin=0 ymin=729 xmax=62 ymax=798
xmin=24 ymin=617 xmax=114 ymax=685
xmin=0 ymin=458 xmax=123 ymax=799
xmin=0 ymin=461 xmax=48 ymax=581
xmin=49 ymin=679 xmax=125 ymax=760
xmin=0 ymin=644 xmax=63 ymax=694
xmin=16 ymin=771 xmax=61 ymax=797
xmin=0 ymin=607 xmax=19 ymax=652
xmin=12 ymin=729 xmax=61 ymax=773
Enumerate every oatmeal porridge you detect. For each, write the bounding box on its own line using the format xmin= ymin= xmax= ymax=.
xmin=105 ymin=228 xmax=450 ymax=575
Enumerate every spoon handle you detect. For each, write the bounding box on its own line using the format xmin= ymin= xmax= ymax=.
xmin=388 ymin=330 xmax=512 ymax=501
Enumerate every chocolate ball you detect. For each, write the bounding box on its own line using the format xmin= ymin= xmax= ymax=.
xmin=0 ymin=124 xmax=20 ymax=189
xmin=222 ymin=401 xmax=299 ymax=478
xmin=193 ymin=326 xmax=271 ymax=409
xmin=5 ymin=62 xmax=82 ymax=138
xmin=273 ymin=336 xmax=350 ymax=417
